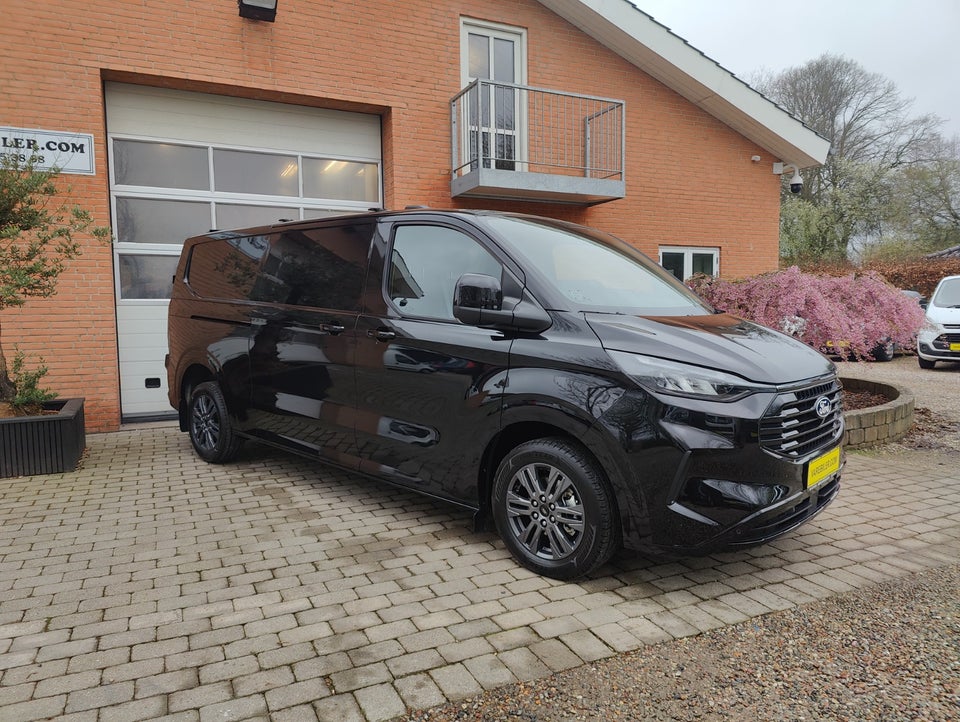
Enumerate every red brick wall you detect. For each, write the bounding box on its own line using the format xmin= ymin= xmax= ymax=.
xmin=1 ymin=0 xmax=781 ymax=430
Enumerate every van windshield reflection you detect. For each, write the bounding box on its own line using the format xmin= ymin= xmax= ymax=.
xmin=481 ymin=216 xmax=709 ymax=315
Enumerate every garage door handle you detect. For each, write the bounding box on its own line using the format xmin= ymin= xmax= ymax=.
xmin=322 ymin=323 xmax=346 ymax=335
xmin=368 ymin=329 xmax=396 ymax=341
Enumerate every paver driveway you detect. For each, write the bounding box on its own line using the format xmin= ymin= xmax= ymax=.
xmin=1 ymin=425 xmax=958 ymax=721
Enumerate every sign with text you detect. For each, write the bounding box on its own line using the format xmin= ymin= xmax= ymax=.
xmin=0 ymin=126 xmax=96 ymax=175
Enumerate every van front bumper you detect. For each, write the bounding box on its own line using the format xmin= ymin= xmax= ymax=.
xmin=597 ymin=381 xmax=844 ymax=555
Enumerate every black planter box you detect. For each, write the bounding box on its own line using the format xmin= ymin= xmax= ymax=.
xmin=0 ymin=398 xmax=86 ymax=478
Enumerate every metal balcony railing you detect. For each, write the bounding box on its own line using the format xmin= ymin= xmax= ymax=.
xmin=451 ymin=80 xmax=625 ymax=205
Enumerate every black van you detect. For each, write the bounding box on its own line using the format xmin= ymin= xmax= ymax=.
xmin=166 ymin=209 xmax=843 ymax=580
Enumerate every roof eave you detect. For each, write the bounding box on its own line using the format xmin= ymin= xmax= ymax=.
xmin=538 ymin=0 xmax=830 ymax=168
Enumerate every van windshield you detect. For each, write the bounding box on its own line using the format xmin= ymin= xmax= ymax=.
xmin=481 ymin=216 xmax=711 ymax=315
xmin=932 ymin=277 xmax=960 ymax=308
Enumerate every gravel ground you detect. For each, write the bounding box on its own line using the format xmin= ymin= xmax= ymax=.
xmin=397 ymin=354 xmax=960 ymax=722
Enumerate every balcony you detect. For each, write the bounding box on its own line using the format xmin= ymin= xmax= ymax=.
xmin=451 ymin=80 xmax=625 ymax=205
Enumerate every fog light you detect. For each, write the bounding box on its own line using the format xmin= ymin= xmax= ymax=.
xmin=686 ymin=478 xmax=789 ymax=509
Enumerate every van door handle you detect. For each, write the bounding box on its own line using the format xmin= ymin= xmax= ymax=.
xmin=368 ymin=329 xmax=396 ymax=341
xmin=322 ymin=322 xmax=346 ymax=335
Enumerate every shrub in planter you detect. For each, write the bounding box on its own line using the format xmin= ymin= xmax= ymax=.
xmin=687 ymin=266 xmax=926 ymax=361
xmin=0 ymin=154 xmax=108 ymax=475
xmin=0 ymin=153 xmax=109 ymax=409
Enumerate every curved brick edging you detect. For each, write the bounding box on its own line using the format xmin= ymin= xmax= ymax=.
xmin=841 ymin=377 xmax=915 ymax=449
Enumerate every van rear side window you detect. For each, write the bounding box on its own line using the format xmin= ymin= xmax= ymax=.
xmin=248 ymin=224 xmax=372 ymax=310
xmin=187 ymin=235 xmax=268 ymax=300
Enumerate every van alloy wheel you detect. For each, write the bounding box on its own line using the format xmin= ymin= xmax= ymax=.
xmin=188 ymin=381 xmax=242 ymax=463
xmin=493 ymin=438 xmax=619 ymax=580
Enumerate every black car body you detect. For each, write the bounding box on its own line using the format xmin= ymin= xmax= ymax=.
xmin=167 ymin=210 xmax=843 ymax=579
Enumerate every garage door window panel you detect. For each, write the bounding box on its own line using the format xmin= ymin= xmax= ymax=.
xmin=213 ymin=149 xmax=299 ymax=196
xmin=303 ymin=158 xmax=379 ymax=203
xmin=119 ymin=254 xmax=180 ymax=299
xmin=116 ymin=198 xmax=212 ymax=244
xmin=113 ymin=139 xmax=209 ymax=190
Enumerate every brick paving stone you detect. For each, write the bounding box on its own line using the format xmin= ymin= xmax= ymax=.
xmin=265 ymin=678 xmax=330 ymax=711
xmin=313 ymin=693 xmax=366 ymax=722
xmin=529 ymin=639 xmax=583 ymax=672
xmin=168 ymin=681 xmax=234 ymax=712
xmin=558 ymin=630 xmax=614 ymax=662
xmin=197 ymin=694 xmax=268 ymax=722
xmin=64 ymin=680 xmax=135 ymax=713
xmin=429 ymin=662 xmax=484 ymax=701
xmin=354 ymin=682 xmax=407 ymax=722
xmin=1 ymin=694 xmax=68 ymax=721
xmin=395 ymin=672 xmax=447 ymax=711
xmin=329 ymin=662 xmax=392 ymax=693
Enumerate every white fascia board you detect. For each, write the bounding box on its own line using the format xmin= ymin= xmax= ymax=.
xmin=539 ymin=0 xmax=830 ymax=167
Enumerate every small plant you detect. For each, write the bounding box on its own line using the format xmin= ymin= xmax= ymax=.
xmin=688 ymin=266 xmax=927 ymax=361
xmin=0 ymin=153 xmax=110 ymax=404
xmin=8 ymin=349 xmax=57 ymax=414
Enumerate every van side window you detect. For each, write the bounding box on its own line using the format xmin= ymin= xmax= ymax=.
xmin=249 ymin=223 xmax=373 ymax=311
xmin=388 ymin=225 xmax=501 ymax=320
xmin=187 ymin=234 xmax=269 ymax=300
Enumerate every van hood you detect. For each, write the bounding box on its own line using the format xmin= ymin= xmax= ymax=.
xmin=585 ymin=312 xmax=834 ymax=385
xmin=925 ymin=304 xmax=960 ymax=325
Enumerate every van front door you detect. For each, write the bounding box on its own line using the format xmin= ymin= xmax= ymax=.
xmin=355 ymin=221 xmax=512 ymax=505
xmin=246 ymin=222 xmax=374 ymax=468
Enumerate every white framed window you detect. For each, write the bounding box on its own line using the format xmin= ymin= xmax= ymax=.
xmin=659 ymin=246 xmax=720 ymax=281
xmin=460 ymin=18 xmax=527 ymax=171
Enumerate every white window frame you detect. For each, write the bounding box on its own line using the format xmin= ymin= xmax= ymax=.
xmin=659 ymin=246 xmax=720 ymax=281
xmin=460 ymin=18 xmax=528 ymax=171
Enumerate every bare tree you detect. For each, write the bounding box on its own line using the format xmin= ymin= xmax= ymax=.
xmin=755 ymin=54 xmax=944 ymax=262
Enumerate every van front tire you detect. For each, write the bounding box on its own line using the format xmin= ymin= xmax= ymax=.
xmin=188 ymin=381 xmax=242 ymax=463
xmin=492 ymin=438 xmax=619 ymax=581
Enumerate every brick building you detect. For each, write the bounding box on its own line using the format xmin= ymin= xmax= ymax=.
xmin=1 ymin=0 xmax=828 ymax=431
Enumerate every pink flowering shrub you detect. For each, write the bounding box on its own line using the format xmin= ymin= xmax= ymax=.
xmin=687 ymin=267 xmax=926 ymax=361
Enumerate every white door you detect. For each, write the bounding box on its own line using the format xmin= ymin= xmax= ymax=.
xmin=461 ymin=20 xmax=526 ymax=171
xmin=105 ymin=83 xmax=382 ymax=419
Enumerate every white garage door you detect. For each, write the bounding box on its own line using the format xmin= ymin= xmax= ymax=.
xmin=105 ymin=83 xmax=382 ymax=419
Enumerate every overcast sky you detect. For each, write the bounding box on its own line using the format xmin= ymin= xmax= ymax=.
xmin=636 ymin=0 xmax=960 ymax=139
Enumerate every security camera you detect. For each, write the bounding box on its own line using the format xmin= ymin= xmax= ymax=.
xmin=788 ymin=168 xmax=803 ymax=194
xmin=773 ymin=162 xmax=804 ymax=194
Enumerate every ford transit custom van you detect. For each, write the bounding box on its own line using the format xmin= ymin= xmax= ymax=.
xmin=166 ymin=210 xmax=843 ymax=579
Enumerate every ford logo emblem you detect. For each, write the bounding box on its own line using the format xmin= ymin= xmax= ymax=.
xmin=814 ymin=396 xmax=832 ymax=418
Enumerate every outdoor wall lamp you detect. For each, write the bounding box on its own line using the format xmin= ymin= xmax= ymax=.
xmin=773 ymin=161 xmax=804 ymax=194
xmin=238 ymin=0 xmax=277 ymax=22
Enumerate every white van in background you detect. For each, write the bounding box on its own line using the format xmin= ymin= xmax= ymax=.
xmin=918 ymin=275 xmax=960 ymax=369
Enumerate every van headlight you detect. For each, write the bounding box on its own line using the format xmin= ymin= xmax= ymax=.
xmin=608 ymin=351 xmax=763 ymax=401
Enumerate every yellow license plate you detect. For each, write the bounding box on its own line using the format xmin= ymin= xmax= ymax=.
xmin=950 ymin=342 xmax=960 ymax=352
xmin=807 ymin=446 xmax=841 ymax=488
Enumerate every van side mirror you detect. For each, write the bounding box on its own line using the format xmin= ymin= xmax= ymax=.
xmin=453 ymin=273 xmax=551 ymax=332
xmin=454 ymin=273 xmax=503 ymax=314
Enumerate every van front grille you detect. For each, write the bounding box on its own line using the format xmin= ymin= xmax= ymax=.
xmin=759 ymin=379 xmax=843 ymax=458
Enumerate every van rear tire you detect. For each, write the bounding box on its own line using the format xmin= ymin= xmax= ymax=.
xmin=187 ymin=381 xmax=242 ymax=463
xmin=492 ymin=438 xmax=619 ymax=580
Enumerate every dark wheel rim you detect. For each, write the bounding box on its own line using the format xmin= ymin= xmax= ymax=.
xmin=505 ymin=461 xmax=585 ymax=561
xmin=190 ymin=393 xmax=220 ymax=452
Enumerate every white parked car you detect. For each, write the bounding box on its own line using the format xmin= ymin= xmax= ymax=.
xmin=917 ymin=275 xmax=960 ymax=369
